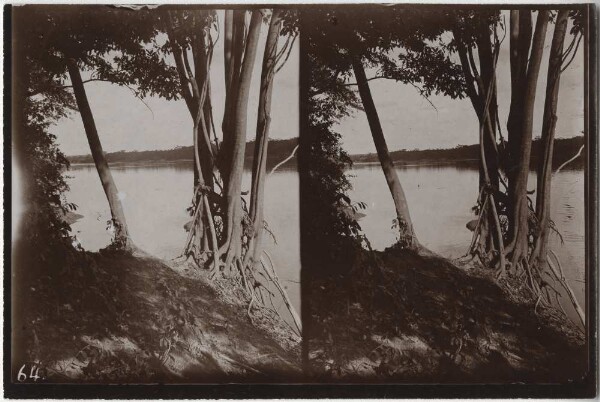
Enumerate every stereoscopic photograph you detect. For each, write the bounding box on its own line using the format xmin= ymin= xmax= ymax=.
xmin=301 ymin=5 xmax=594 ymax=385
xmin=4 ymin=2 xmax=598 ymax=398
xmin=10 ymin=4 xmax=301 ymax=384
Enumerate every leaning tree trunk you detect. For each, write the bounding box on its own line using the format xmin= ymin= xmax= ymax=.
xmin=351 ymin=56 xmax=417 ymax=248
xmin=506 ymin=10 xmax=548 ymax=266
xmin=531 ymin=10 xmax=570 ymax=266
xmin=66 ymin=57 xmax=131 ymax=249
xmin=245 ymin=9 xmax=283 ymax=271
xmin=221 ymin=10 xmax=263 ymax=269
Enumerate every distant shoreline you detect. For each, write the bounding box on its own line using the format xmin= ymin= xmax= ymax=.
xmin=71 ymin=159 xmax=194 ymax=168
xmin=67 ymin=135 xmax=584 ymax=171
xmin=353 ymin=159 xmax=479 ymax=168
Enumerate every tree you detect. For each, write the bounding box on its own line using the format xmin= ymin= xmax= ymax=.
xmin=65 ymin=58 xmax=131 ymax=247
xmin=245 ymin=9 xmax=284 ymax=272
xmin=505 ymin=10 xmax=549 ymax=268
xmin=351 ymin=57 xmax=417 ymax=247
xmin=161 ymin=9 xmax=220 ymax=265
xmin=12 ymin=6 xmax=78 ymax=369
xmin=162 ymin=9 xmax=216 ymax=190
xmin=450 ymin=10 xmax=505 ymax=266
xmin=530 ymin=10 xmax=585 ymax=324
xmin=447 ymin=8 xmax=586 ymax=322
xmin=220 ymin=10 xmax=263 ymax=272
xmin=530 ymin=10 xmax=570 ymax=267
xmin=18 ymin=5 xmax=179 ymax=250
xmin=303 ymin=6 xmax=464 ymax=250
xmin=159 ymin=8 xmax=301 ymax=328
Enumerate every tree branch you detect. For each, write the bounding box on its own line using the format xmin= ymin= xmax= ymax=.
xmin=27 ymin=78 xmax=112 ymax=97
xmin=269 ymin=144 xmax=298 ymax=175
xmin=342 ymin=74 xmax=438 ymax=112
xmin=455 ymin=38 xmax=483 ymax=114
xmin=275 ymin=33 xmax=297 ymax=73
xmin=163 ymin=10 xmax=195 ymax=115
xmin=561 ymin=32 xmax=582 ymax=72
xmin=555 ymin=144 xmax=584 ymax=174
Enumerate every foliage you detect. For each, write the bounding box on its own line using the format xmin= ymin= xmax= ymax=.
xmin=391 ymin=217 xmax=412 ymax=249
xmin=17 ymin=99 xmax=76 ymax=262
xmin=304 ymin=6 xmax=467 ymax=102
xmin=303 ymin=6 xmax=475 ymax=271
xmin=302 ymin=123 xmax=365 ymax=272
xmin=13 ymin=8 xmax=77 ymax=268
xmin=20 ymin=5 xmax=180 ymax=100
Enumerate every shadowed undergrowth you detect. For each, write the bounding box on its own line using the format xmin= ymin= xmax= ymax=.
xmin=15 ymin=249 xmax=301 ymax=383
xmin=307 ymin=248 xmax=586 ymax=383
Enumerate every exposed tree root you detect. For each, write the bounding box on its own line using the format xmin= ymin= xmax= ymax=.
xmin=546 ymin=251 xmax=585 ymax=326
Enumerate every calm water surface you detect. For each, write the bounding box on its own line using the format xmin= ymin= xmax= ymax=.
xmin=67 ymin=162 xmax=585 ymax=325
xmin=349 ymin=164 xmax=585 ymax=322
xmin=67 ymin=163 xmax=300 ymax=327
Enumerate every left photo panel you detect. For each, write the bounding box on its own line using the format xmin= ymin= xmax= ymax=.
xmin=10 ymin=5 xmax=301 ymax=384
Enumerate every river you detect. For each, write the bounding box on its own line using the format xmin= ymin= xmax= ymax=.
xmin=349 ymin=163 xmax=585 ymax=324
xmin=66 ymin=162 xmax=585 ymax=326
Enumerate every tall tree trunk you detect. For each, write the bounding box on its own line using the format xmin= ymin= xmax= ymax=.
xmin=479 ymin=32 xmax=501 ymax=258
xmin=245 ymin=10 xmax=283 ymax=270
xmin=475 ymin=22 xmax=499 ymax=193
xmin=531 ymin=10 xmax=569 ymax=266
xmin=221 ymin=10 xmax=248 ymax=184
xmin=351 ymin=56 xmax=417 ymax=248
xmin=223 ymin=10 xmax=234 ymax=95
xmin=163 ymin=10 xmax=216 ymax=259
xmin=506 ymin=10 xmax=532 ymax=241
xmin=222 ymin=10 xmax=263 ymax=266
xmin=66 ymin=58 xmax=131 ymax=248
xmin=190 ymin=20 xmax=214 ymax=190
xmin=455 ymin=20 xmax=501 ymax=260
xmin=507 ymin=10 xmax=549 ymax=265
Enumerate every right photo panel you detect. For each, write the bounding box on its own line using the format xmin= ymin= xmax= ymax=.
xmin=300 ymin=5 xmax=593 ymax=383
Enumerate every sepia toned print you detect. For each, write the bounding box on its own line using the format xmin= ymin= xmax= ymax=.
xmin=6 ymin=2 xmax=597 ymax=396
xmin=300 ymin=5 xmax=591 ymax=383
xmin=11 ymin=5 xmax=301 ymax=383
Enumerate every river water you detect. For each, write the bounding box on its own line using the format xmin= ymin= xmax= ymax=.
xmin=349 ymin=163 xmax=585 ymax=323
xmin=67 ymin=163 xmax=301 ymax=327
xmin=66 ymin=162 xmax=585 ymax=325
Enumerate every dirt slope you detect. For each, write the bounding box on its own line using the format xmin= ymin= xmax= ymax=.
xmin=307 ymin=248 xmax=587 ymax=383
xmin=15 ymin=250 xmax=301 ymax=383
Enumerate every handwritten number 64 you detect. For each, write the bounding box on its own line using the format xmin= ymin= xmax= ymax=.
xmin=17 ymin=364 xmax=41 ymax=382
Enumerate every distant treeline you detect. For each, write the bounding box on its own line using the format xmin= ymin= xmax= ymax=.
xmin=352 ymin=135 xmax=585 ymax=170
xmin=69 ymin=135 xmax=584 ymax=170
xmin=68 ymin=138 xmax=299 ymax=170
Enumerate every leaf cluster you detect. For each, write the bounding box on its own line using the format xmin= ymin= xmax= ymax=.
xmin=17 ymin=5 xmax=179 ymax=101
xmin=304 ymin=5 xmax=467 ymax=111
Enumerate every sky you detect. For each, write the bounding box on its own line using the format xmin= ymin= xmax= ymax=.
xmin=52 ymin=10 xmax=584 ymax=157
xmin=52 ymin=10 xmax=299 ymax=156
xmin=335 ymin=14 xmax=584 ymax=154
